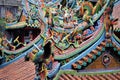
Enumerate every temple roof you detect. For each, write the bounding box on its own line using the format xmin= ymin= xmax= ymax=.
xmin=0 ymin=58 xmax=120 ymax=80
xmin=0 ymin=0 xmax=21 ymax=6
xmin=54 ymin=70 xmax=120 ymax=80
xmin=0 ymin=0 xmax=120 ymax=80
xmin=5 ymin=21 xmax=27 ymax=29
xmin=0 ymin=58 xmax=35 ymax=80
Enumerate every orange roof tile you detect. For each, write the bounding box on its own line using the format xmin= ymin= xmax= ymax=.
xmin=0 ymin=58 xmax=35 ymax=80
xmin=55 ymin=70 xmax=120 ymax=80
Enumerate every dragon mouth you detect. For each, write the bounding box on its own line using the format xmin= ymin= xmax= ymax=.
xmin=114 ymin=31 xmax=120 ymax=39
xmin=113 ymin=25 xmax=120 ymax=39
xmin=112 ymin=1 xmax=120 ymax=39
xmin=113 ymin=21 xmax=120 ymax=33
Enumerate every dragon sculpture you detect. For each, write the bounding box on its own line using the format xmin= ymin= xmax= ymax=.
xmin=0 ymin=0 xmax=119 ymax=80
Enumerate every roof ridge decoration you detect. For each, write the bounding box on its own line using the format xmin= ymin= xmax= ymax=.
xmin=0 ymin=0 xmax=120 ymax=80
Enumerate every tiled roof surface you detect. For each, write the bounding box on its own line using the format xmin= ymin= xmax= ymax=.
xmin=0 ymin=58 xmax=35 ymax=80
xmin=55 ymin=70 xmax=120 ymax=80
xmin=0 ymin=1 xmax=120 ymax=80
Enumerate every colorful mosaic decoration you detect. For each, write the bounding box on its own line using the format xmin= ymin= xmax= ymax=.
xmin=0 ymin=0 xmax=120 ymax=80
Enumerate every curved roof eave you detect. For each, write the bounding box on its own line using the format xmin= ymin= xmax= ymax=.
xmin=5 ymin=21 xmax=27 ymax=30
